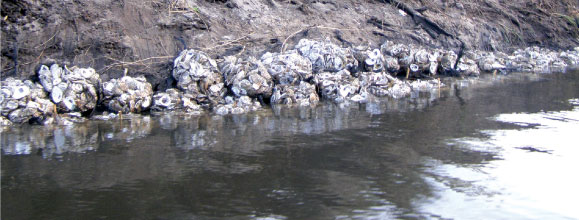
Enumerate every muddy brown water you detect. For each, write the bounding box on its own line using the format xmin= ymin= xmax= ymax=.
xmin=2 ymin=70 xmax=579 ymax=219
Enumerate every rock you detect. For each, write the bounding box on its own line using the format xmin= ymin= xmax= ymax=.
xmin=270 ymin=81 xmax=319 ymax=106
xmin=219 ymin=56 xmax=274 ymax=98
xmin=313 ymin=70 xmax=363 ymax=103
xmin=38 ymin=64 xmax=100 ymax=112
xmin=295 ymin=38 xmax=358 ymax=73
xmin=102 ymin=76 xmax=153 ymax=113
xmin=173 ymin=49 xmax=226 ymax=106
xmin=261 ymin=50 xmax=313 ymax=85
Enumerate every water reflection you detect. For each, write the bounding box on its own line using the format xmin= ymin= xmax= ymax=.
xmin=1 ymin=114 xmax=153 ymax=158
xmin=1 ymin=124 xmax=99 ymax=157
xmin=1 ymin=93 xmax=443 ymax=157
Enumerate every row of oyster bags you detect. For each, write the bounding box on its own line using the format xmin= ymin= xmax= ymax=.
xmin=3 ymin=39 xmax=579 ymax=124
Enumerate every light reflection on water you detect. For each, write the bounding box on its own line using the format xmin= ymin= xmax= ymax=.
xmin=421 ymin=99 xmax=579 ymax=219
xmin=2 ymin=70 xmax=579 ymax=219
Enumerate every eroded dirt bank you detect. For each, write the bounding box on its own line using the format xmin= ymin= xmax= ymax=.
xmin=1 ymin=0 xmax=578 ymax=89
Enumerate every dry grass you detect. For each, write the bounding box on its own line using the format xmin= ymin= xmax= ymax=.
xmin=99 ymin=56 xmax=173 ymax=72
xmin=498 ymin=23 xmax=523 ymax=45
xmin=167 ymin=0 xmax=199 ymax=13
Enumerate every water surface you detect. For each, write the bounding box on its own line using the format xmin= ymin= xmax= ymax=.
xmin=2 ymin=70 xmax=579 ymax=219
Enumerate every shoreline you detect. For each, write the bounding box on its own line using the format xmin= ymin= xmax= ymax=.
xmin=1 ymin=39 xmax=579 ymax=127
xmin=1 ymin=70 xmax=573 ymax=158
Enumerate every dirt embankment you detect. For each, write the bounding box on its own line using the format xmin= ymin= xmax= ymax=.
xmin=2 ymin=0 xmax=578 ymax=90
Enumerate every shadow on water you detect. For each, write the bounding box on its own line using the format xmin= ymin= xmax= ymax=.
xmin=2 ymin=69 xmax=579 ymax=219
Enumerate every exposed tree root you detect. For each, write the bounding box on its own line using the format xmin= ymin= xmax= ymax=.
xmin=375 ymin=0 xmax=466 ymax=71
xmin=375 ymin=0 xmax=454 ymax=39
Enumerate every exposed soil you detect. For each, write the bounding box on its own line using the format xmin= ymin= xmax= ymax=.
xmin=2 ymin=0 xmax=578 ymax=90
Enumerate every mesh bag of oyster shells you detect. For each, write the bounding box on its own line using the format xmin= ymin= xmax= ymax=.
xmin=412 ymin=48 xmax=441 ymax=76
xmin=219 ymin=56 xmax=274 ymax=99
xmin=508 ymin=47 xmax=575 ymax=72
xmin=295 ymin=39 xmax=358 ymax=73
xmin=359 ymin=72 xmax=411 ymax=99
xmin=558 ymin=48 xmax=579 ymax=66
xmin=353 ymin=47 xmax=385 ymax=73
xmin=270 ymin=81 xmax=319 ymax=106
xmin=474 ymin=51 xmax=507 ymax=72
xmin=456 ymin=57 xmax=481 ymax=76
xmin=102 ymin=76 xmax=153 ymax=113
xmin=439 ymin=50 xmax=458 ymax=75
xmin=381 ymin=41 xmax=412 ymax=65
xmin=152 ymin=88 xmax=202 ymax=113
xmin=312 ymin=70 xmax=365 ymax=103
xmin=1 ymin=78 xmax=55 ymax=124
xmin=381 ymin=41 xmax=443 ymax=77
xmin=173 ymin=49 xmax=226 ymax=105
xmin=261 ymin=50 xmax=313 ymax=85
xmin=38 ymin=64 xmax=100 ymax=113
xmin=214 ymin=95 xmax=262 ymax=115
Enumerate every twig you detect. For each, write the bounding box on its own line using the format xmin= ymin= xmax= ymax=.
xmin=159 ymin=39 xmax=170 ymax=56
xmin=99 ymin=56 xmax=173 ymax=72
xmin=202 ymin=32 xmax=254 ymax=51
xmin=234 ymin=45 xmax=246 ymax=57
xmin=35 ymin=32 xmax=58 ymax=49
xmin=281 ymin=25 xmax=362 ymax=53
